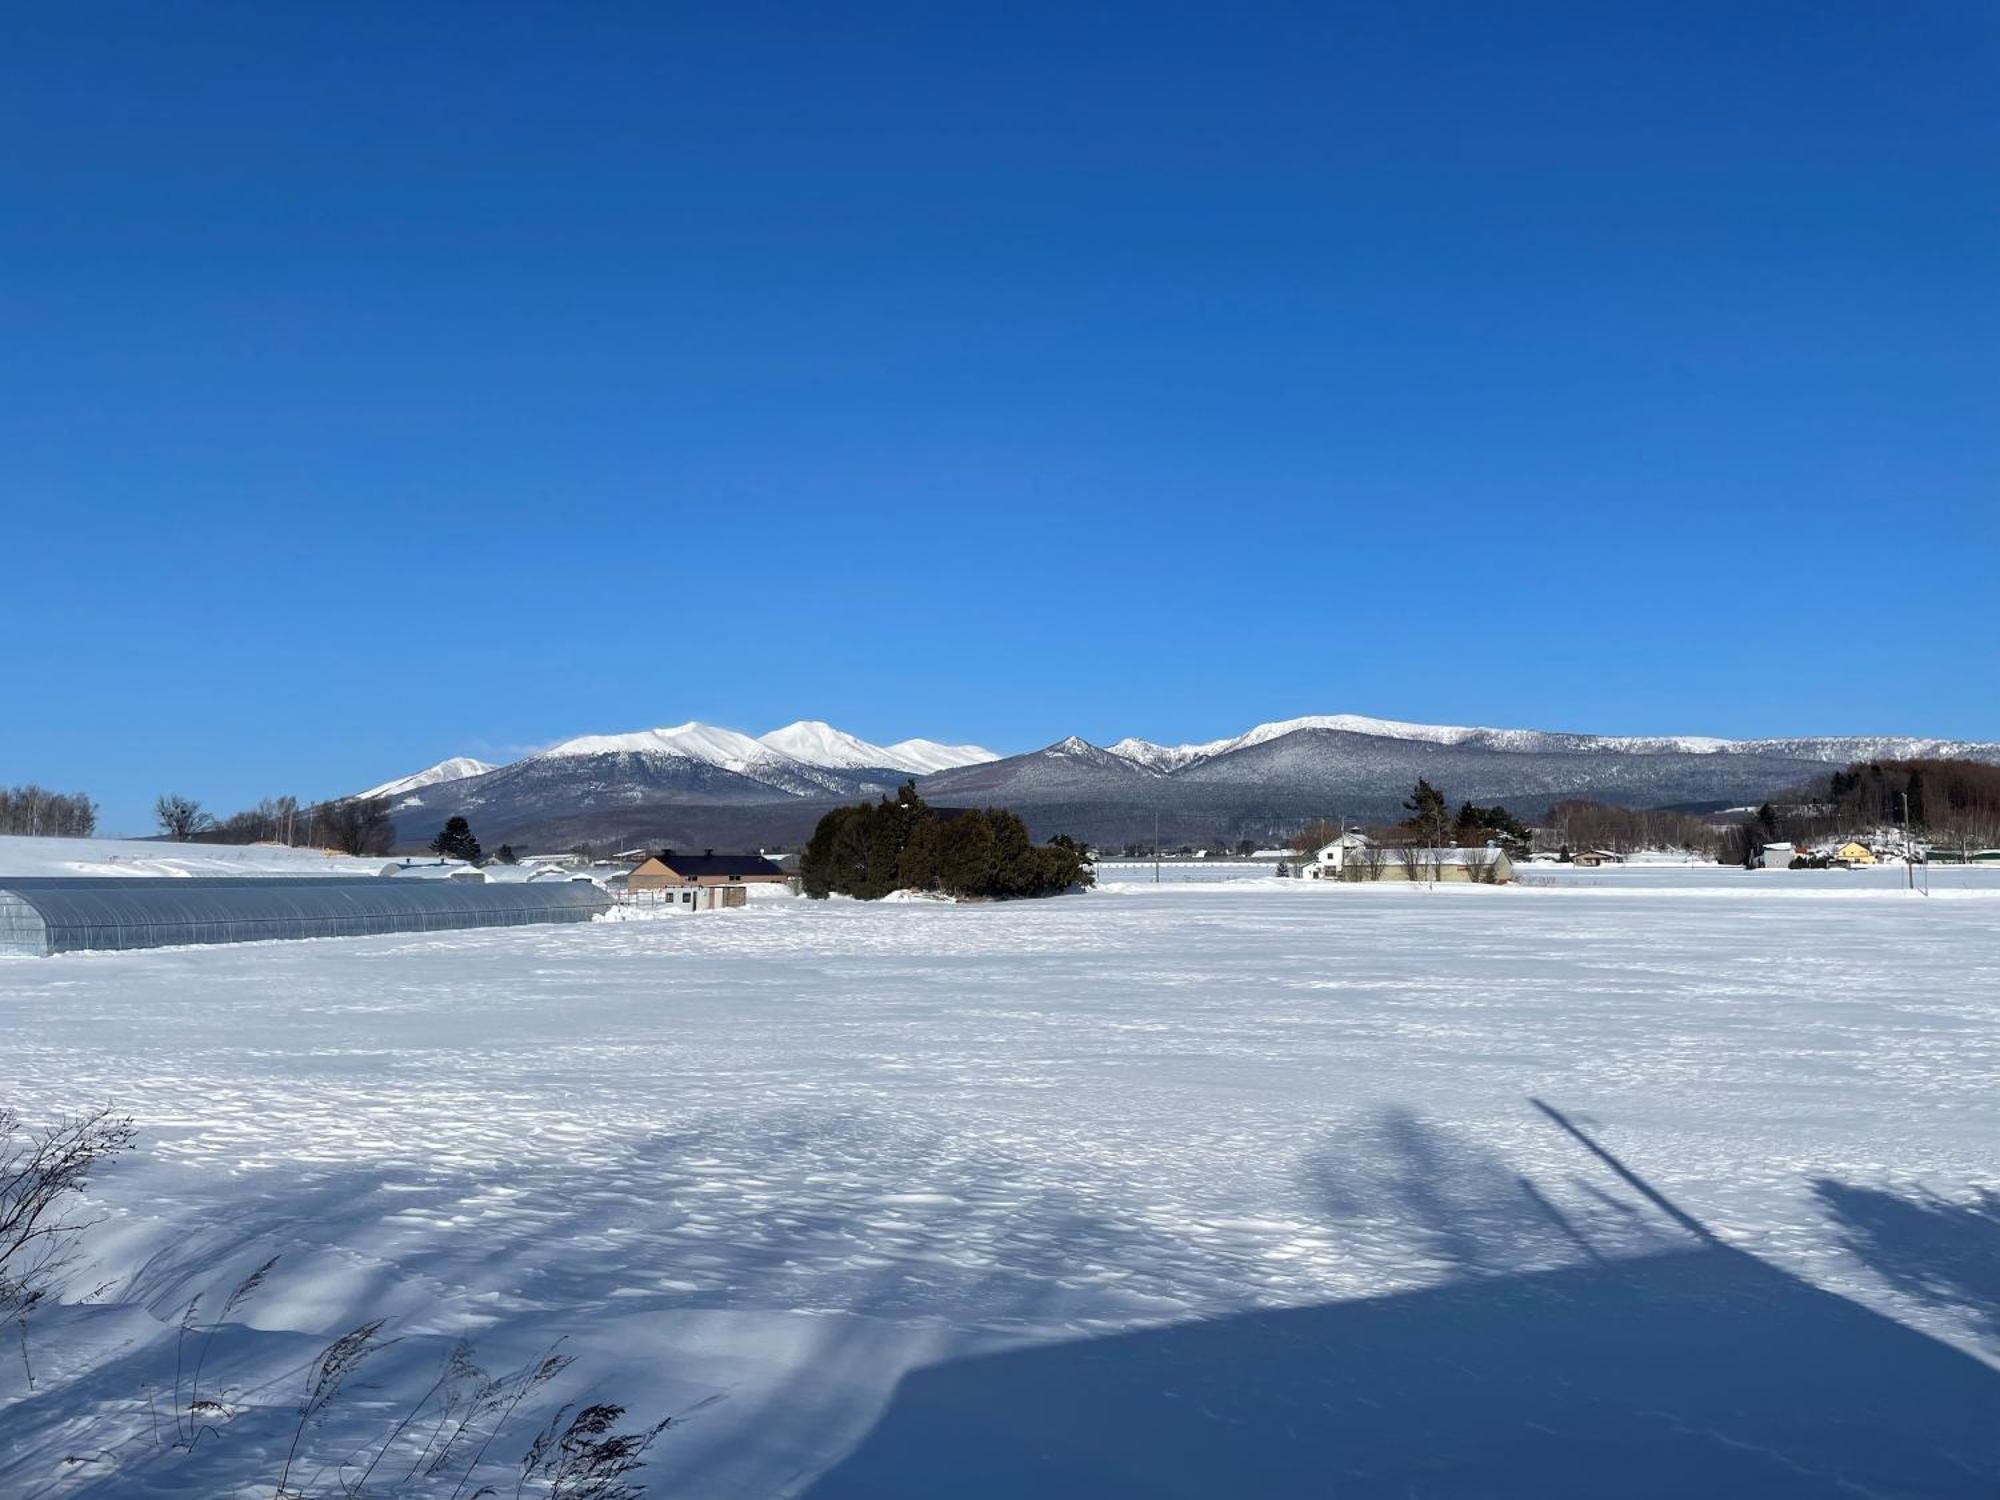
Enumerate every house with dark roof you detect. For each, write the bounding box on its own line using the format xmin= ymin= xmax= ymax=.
xmin=629 ymin=849 xmax=787 ymax=888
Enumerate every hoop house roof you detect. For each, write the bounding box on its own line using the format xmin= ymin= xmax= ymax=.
xmin=0 ymin=876 xmax=609 ymax=956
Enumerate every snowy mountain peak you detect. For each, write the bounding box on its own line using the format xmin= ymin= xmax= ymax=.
xmin=355 ymin=757 xmax=496 ymax=802
xmin=534 ymin=719 xmax=997 ymax=777
xmin=536 ymin=721 xmax=776 ymax=770
xmin=1107 ymin=737 xmax=1223 ymax=773
xmin=758 ymin=720 xmax=902 ymax=770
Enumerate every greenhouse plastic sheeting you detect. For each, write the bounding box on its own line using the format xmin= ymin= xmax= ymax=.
xmin=0 ymin=876 xmax=610 ymax=956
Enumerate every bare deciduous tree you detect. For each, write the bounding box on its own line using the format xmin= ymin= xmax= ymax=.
xmin=154 ymin=795 xmax=214 ymax=841
xmin=318 ymin=797 xmax=395 ymax=857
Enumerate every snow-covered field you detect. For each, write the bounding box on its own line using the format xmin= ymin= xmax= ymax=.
xmin=3 ymin=869 xmax=1998 ymax=1496
xmin=0 ymin=834 xmax=398 ymax=879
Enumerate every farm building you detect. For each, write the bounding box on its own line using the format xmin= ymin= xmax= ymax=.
xmin=0 ymin=876 xmax=609 ymax=956
xmin=1307 ymin=832 xmax=1376 ymax=876
xmin=1303 ymin=836 xmax=1513 ymax=883
xmin=1835 ymin=841 xmax=1878 ymax=866
xmin=1371 ymin=847 xmax=1515 ymax=883
xmin=628 ymin=850 xmax=787 ymax=889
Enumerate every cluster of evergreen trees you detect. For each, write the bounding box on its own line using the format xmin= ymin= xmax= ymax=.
xmin=0 ymin=784 xmax=97 ymax=838
xmin=1400 ymin=779 xmax=1529 ymax=850
xmin=801 ymin=782 xmax=1093 ymax=900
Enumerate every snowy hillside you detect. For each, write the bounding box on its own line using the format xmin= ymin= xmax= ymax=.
xmin=880 ymin=737 xmax=1000 ymax=774
xmin=759 ymin=720 xmax=907 ymax=770
xmin=354 ymin=756 xmax=496 ymax=803
xmin=757 ymin=721 xmax=995 ymax=775
xmin=533 ymin=723 xmax=860 ymax=798
xmin=0 ymin=833 xmax=394 ymax=878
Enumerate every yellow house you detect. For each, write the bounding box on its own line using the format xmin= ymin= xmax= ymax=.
xmin=1835 ymin=841 xmax=1877 ymax=866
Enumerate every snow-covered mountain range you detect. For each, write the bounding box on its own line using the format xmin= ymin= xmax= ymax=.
xmin=1102 ymin=713 xmax=2000 ymax=773
xmin=354 ymin=722 xmax=997 ymax=817
xmin=356 ymin=713 xmax=2000 ymax=852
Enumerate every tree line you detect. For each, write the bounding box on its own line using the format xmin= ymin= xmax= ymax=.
xmin=1717 ymin=757 xmax=2000 ymax=860
xmin=152 ymin=790 xmax=399 ymax=856
xmin=0 ymin=784 xmax=98 ymax=838
xmin=802 ymin=782 xmax=1093 ymax=900
xmin=1535 ymin=799 xmax=1724 ymax=858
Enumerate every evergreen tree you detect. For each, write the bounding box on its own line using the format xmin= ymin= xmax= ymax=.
xmin=988 ymin=809 xmax=1037 ymax=896
xmin=1402 ymin=779 xmax=1450 ymax=844
xmin=863 ymin=798 xmax=906 ymax=898
xmin=1452 ymin=800 xmax=1529 ymax=849
xmin=496 ymin=844 xmax=518 ymax=865
xmin=429 ymin=815 xmax=482 ymax=863
xmin=938 ymin=810 xmax=999 ymax=896
xmin=897 ymin=815 xmax=943 ymax=891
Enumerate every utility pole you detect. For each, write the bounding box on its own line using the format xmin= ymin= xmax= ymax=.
xmin=1902 ymin=790 xmax=1915 ymax=892
xmin=1153 ymin=807 xmax=1160 ymax=884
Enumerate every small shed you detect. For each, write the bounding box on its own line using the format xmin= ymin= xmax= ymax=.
xmin=628 ymin=850 xmax=787 ymax=889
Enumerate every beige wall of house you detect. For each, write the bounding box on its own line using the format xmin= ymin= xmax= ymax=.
xmin=628 ymin=857 xmax=787 ymax=889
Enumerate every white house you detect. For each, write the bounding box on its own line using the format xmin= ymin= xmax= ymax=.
xmin=1310 ymin=832 xmax=1377 ymax=876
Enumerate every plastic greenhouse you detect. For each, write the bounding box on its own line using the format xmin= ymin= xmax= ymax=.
xmin=0 ymin=876 xmax=609 ymax=956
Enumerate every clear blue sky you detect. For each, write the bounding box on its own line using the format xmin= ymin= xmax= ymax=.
xmin=4 ymin=3 xmax=1996 ymax=833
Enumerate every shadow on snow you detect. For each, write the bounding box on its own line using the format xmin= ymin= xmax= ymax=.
xmin=803 ymin=1102 xmax=2000 ymax=1500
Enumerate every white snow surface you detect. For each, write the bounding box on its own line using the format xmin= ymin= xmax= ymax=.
xmin=0 ymin=834 xmax=396 ymax=878
xmin=4 ymin=867 xmax=1999 ymax=1495
xmin=758 ymin=720 xmax=907 ymax=770
xmin=352 ymin=756 xmax=496 ymax=802
xmin=878 ymin=736 xmax=999 ymax=773
xmin=756 ymin=721 xmax=994 ymax=774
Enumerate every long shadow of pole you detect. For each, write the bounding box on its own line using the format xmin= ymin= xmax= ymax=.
xmin=1530 ymin=1097 xmax=1717 ymax=1246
